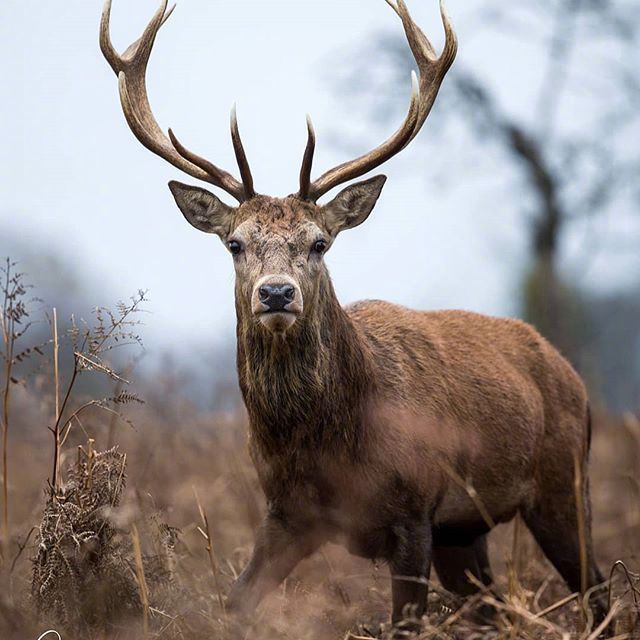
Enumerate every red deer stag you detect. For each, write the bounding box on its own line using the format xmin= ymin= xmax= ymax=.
xmin=101 ymin=0 xmax=607 ymax=634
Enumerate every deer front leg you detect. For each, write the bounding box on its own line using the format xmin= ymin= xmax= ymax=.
xmin=389 ymin=514 xmax=433 ymax=635
xmin=227 ymin=512 xmax=319 ymax=615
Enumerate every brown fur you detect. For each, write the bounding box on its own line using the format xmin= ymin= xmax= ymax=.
xmin=207 ymin=195 xmax=607 ymax=632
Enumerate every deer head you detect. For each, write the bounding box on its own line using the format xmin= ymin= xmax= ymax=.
xmin=100 ymin=0 xmax=457 ymax=335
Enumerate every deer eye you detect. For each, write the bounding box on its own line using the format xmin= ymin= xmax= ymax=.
xmin=228 ymin=240 xmax=243 ymax=256
xmin=312 ymin=239 xmax=327 ymax=255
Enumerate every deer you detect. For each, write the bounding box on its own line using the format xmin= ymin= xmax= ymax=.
xmin=100 ymin=0 xmax=608 ymax=634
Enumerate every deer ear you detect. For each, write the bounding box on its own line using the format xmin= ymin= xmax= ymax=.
xmin=168 ymin=181 xmax=236 ymax=236
xmin=321 ymin=175 xmax=387 ymax=236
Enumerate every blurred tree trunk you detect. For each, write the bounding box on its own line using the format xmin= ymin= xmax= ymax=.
xmin=453 ymin=73 xmax=589 ymax=363
xmin=507 ymin=123 xmax=577 ymax=362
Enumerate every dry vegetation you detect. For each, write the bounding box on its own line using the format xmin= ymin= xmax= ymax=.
xmin=0 ymin=263 xmax=638 ymax=640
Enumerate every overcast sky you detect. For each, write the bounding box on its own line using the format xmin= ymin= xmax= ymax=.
xmin=1 ymin=0 xmax=636 ymax=362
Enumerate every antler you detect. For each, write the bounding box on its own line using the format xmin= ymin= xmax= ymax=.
xmin=298 ymin=0 xmax=457 ymax=201
xmin=100 ymin=0 xmax=255 ymax=202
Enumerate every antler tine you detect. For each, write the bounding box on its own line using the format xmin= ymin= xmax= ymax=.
xmin=304 ymin=72 xmax=420 ymax=201
xmin=99 ymin=0 xmax=121 ymax=73
xmin=298 ymin=115 xmax=316 ymax=200
xmin=166 ymin=127 xmax=243 ymax=197
xmin=231 ymin=105 xmax=256 ymax=200
xmin=304 ymin=0 xmax=457 ymax=201
xmin=383 ymin=0 xmax=402 ymax=17
xmin=397 ymin=0 xmax=458 ymax=147
xmin=100 ymin=0 xmax=248 ymax=203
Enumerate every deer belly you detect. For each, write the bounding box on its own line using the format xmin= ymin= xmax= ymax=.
xmin=340 ymin=527 xmax=395 ymax=560
xmin=433 ymin=474 xmax=534 ymax=532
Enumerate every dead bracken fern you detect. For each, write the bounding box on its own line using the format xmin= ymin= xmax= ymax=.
xmin=32 ymin=443 xmax=133 ymax=631
xmin=50 ymin=290 xmax=147 ymax=493
xmin=0 ymin=265 xmax=179 ymax=637
xmin=31 ymin=442 xmax=179 ymax=635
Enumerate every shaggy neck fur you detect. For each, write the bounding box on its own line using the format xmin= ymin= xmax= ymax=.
xmin=236 ymin=272 xmax=373 ymax=462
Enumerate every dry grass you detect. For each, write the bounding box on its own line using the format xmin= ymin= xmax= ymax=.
xmin=0 ymin=391 xmax=637 ymax=639
xmin=0 ymin=269 xmax=638 ymax=639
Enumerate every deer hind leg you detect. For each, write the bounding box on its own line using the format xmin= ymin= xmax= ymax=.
xmin=432 ymin=535 xmax=494 ymax=597
xmin=432 ymin=535 xmax=499 ymax=622
xmin=522 ymin=465 xmax=607 ymax=627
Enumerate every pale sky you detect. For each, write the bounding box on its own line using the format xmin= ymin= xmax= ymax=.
xmin=1 ymin=0 xmax=636 ymax=362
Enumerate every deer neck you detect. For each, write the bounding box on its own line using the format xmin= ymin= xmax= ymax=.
xmin=235 ymin=274 xmax=372 ymax=459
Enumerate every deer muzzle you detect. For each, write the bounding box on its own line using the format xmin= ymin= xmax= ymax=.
xmin=252 ymin=275 xmax=303 ymax=333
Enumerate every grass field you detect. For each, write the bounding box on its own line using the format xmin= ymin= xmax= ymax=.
xmin=0 ymin=386 xmax=638 ymax=639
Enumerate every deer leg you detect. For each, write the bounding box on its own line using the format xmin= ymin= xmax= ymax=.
xmin=522 ymin=478 xmax=608 ymax=627
xmin=389 ymin=514 xmax=433 ymax=635
xmin=433 ymin=535 xmax=499 ymax=622
xmin=432 ymin=535 xmax=494 ymax=596
xmin=227 ymin=513 xmax=320 ymax=615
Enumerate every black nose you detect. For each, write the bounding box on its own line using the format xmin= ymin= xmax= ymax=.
xmin=258 ymin=284 xmax=295 ymax=311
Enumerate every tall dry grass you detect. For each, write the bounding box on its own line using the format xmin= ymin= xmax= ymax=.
xmin=0 ymin=264 xmax=638 ymax=639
